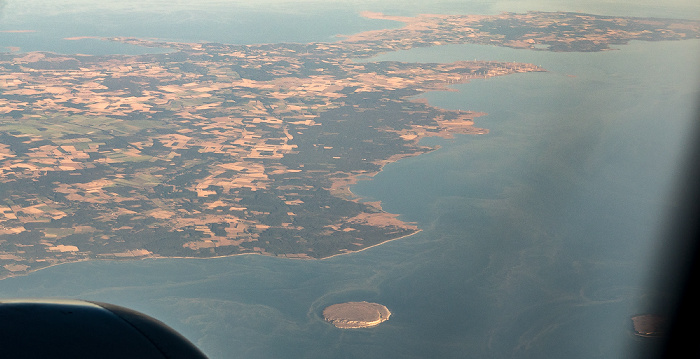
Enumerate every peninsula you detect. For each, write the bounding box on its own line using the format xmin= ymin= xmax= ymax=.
xmin=0 ymin=12 xmax=699 ymax=279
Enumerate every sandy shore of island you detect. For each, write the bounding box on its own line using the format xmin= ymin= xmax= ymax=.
xmin=323 ymin=301 xmax=391 ymax=328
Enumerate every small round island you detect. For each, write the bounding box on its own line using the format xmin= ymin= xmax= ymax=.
xmin=322 ymin=301 xmax=391 ymax=329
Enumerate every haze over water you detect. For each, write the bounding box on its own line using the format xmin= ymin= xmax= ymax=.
xmin=1 ymin=1 xmax=699 ymax=358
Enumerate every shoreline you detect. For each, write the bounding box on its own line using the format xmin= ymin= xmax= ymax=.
xmin=0 ymin=229 xmax=424 ymax=282
xmin=4 ymin=10 xmax=684 ymax=283
xmin=0 ymin=94 xmax=476 ymax=282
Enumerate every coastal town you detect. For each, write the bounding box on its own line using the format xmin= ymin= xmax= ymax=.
xmin=0 ymin=11 xmax=698 ymax=278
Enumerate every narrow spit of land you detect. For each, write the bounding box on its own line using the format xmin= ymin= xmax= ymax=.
xmin=0 ymin=11 xmax=699 ymax=279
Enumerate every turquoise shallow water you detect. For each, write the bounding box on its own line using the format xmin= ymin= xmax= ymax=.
xmin=1 ymin=1 xmax=699 ymax=357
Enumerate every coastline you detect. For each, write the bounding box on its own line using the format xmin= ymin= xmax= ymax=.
xmin=0 ymin=91 xmax=482 ymax=282
xmin=0 ymin=229 xmax=424 ymax=282
xmin=3 ymin=10 xmax=690 ymax=283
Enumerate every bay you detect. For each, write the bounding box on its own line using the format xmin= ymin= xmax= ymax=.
xmin=0 ymin=0 xmax=403 ymax=54
xmin=4 ymin=0 xmax=697 ymax=55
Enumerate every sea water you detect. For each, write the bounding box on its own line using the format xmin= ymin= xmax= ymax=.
xmin=351 ymin=39 xmax=700 ymax=358
xmin=1 ymin=1 xmax=699 ymax=358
